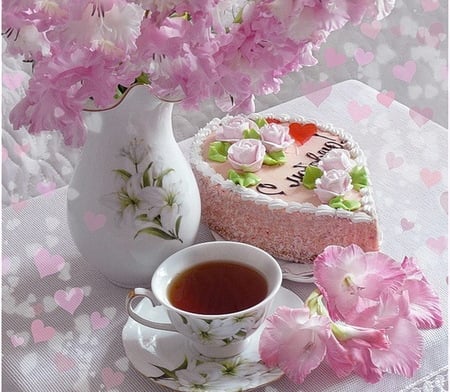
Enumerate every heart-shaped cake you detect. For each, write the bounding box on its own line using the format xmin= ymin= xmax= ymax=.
xmin=190 ymin=114 xmax=380 ymax=263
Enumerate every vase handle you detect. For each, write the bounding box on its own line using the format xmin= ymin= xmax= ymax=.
xmin=126 ymin=288 xmax=177 ymax=332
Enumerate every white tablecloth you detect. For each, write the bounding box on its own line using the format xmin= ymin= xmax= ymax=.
xmin=2 ymin=80 xmax=448 ymax=392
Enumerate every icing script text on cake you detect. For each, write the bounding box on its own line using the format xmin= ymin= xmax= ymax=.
xmin=256 ymin=135 xmax=344 ymax=196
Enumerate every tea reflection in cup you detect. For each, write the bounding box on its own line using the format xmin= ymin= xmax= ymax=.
xmin=126 ymin=241 xmax=282 ymax=358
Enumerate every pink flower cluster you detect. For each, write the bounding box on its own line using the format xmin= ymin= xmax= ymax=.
xmin=3 ymin=0 xmax=395 ymax=146
xmin=259 ymin=244 xmax=442 ymax=384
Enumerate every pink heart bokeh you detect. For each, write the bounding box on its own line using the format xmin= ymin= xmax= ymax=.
xmin=34 ymin=248 xmax=65 ymax=278
xmin=420 ymin=168 xmax=442 ymax=188
xmin=385 ymin=152 xmax=404 ymax=170
xmin=426 ymin=236 xmax=447 ymax=255
xmin=101 ymin=367 xmax=125 ymax=390
xmin=392 ymin=60 xmax=417 ymax=83
xmin=91 ymin=311 xmax=110 ymax=330
xmin=31 ymin=319 xmax=56 ymax=343
xmin=354 ymin=48 xmax=375 ymax=66
xmin=377 ymin=91 xmax=396 ymax=107
xmin=324 ymin=47 xmax=346 ymax=68
xmin=84 ymin=211 xmax=107 ymax=232
xmin=400 ymin=218 xmax=415 ymax=231
xmin=347 ymin=101 xmax=372 ymax=122
xmin=54 ymin=287 xmax=84 ymax=315
xmin=360 ymin=20 xmax=381 ymax=39
xmin=54 ymin=352 xmax=76 ymax=372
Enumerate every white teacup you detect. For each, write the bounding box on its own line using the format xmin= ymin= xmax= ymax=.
xmin=126 ymin=241 xmax=282 ymax=358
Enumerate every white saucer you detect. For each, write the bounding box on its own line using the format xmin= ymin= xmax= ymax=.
xmin=210 ymin=231 xmax=315 ymax=283
xmin=122 ymin=287 xmax=303 ymax=392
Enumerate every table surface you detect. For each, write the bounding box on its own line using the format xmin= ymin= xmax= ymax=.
xmin=2 ymin=80 xmax=448 ymax=392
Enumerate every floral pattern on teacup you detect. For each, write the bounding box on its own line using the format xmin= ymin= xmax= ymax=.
xmin=102 ymin=138 xmax=183 ymax=242
xmin=152 ymin=352 xmax=282 ymax=392
xmin=170 ymin=308 xmax=266 ymax=347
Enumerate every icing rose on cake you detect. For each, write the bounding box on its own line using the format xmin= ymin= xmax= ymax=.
xmin=216 ymin=115 xmax=258 ymax=142
xmin=227 ymin=139 xmax=266 ymax=172
xmin=318 ymin=149 xmax=356 ymax=172
xmin=259 ymin=123 xmax=294 ymax=152
xmin=314 ymin=169 xmax=352 ymax=203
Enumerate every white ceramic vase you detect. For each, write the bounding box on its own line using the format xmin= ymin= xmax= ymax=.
xmin=67 ymin=84 xmax=201 ymax=287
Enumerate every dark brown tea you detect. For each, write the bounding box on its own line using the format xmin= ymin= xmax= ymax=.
xmin=168 ymin=261 xmax=268 ymax=315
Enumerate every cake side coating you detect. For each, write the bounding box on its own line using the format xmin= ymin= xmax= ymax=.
xmin=190 ymin=113 xmax=380 ymax=263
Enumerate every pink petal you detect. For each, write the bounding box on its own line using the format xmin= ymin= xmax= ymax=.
xmin=400 ymin=257 xmax=443 ymax=329
xmin=259 ymin=306 xmax=331 ymax=384
xmin=371 ymin=318 xmax=423 ymax=378
xmin=403 ymin=280 xmax=443 ymax=329
xmin=350 ymin=347 xmax=384 ymax=383
xmin=325 ymin=334 xmax=355 ymax=378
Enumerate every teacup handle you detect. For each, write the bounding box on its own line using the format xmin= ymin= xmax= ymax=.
xmin=126 ymin=288 xmax=177 ymax=332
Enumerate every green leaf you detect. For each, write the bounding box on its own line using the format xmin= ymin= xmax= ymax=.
xmin=254 ymin=117 xmax=268 ymax=128
xmin=302 ymin=166 xmax=323 ymax=190
xmin=233 ymin=7 xmax=244 ymax=23
xmin=134 ymin=227 xmax=176 ymax=240
xmin=328 ymin=196 xmax=361 ymax=211
xmin=135 ymin=72 xmax=150 ymax=85
xmin=228 ymin=170 xmax=260 ymax=187
xmin=174 ymin=215 xmax=182 ymax=237
xmin=208 ymin=141 xmax=231 ymax=162
xmin=142 ymin=162 xmax=153 ymax=187
xmin=113 ymin=169 xmax=132 ymax=181
xmin=263 ymin=150 xmax=286 ymax=166
xmin=136 ymin=214 xmax=150 ymax=222
xmin=243 ymin=128 xmax=261 ymax=140
xmin=350 ymin=166 xmax=369 ymax=191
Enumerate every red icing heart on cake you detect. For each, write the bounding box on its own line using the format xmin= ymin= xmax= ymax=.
xmin=289 ymin=122 xmax=317 ymax=145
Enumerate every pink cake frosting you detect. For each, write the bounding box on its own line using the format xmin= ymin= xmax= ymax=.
xmin=190 ymin=114 xmax=380 ymax=263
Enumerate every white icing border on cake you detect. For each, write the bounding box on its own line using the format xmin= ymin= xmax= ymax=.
xmin=190 ymin=113 xmax=377 ymax=223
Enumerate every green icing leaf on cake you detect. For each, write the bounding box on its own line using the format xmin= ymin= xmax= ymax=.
xmin=228 ymin=170 xmax=260 ymax=187
xmin=263 ymin=150 xmax=287 ymax=166
xmin=208 ymin=141 xmax=231 ymax=162
xmin=254 ymin=118 xmax=268 ymax=128
xmin=328 ymin=196 xmax=361 ymax=211
xmin=302 ymin=166 xmax=323 ymax=190
xmin=243 ymin=128 xmax=261 ymax=139
xmin=350 ymin=166 xmax=369 ymax=191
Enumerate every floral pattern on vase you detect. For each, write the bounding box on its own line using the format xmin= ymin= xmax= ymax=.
xmin=102 ymin=137 xmax=183 ymax=242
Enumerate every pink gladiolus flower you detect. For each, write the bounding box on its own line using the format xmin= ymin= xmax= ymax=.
xmin=259 ymin=244 xmax=441 ymax=385
xmin=259 ymin=306 xmax=331 ymax=384
xmin=314 ymin=244 xmax=406 ymax=323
